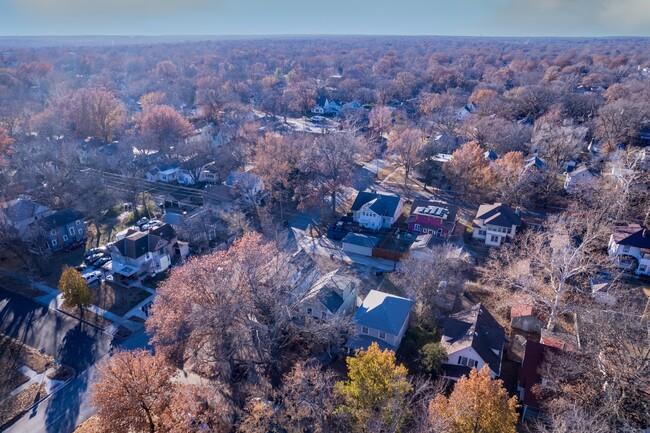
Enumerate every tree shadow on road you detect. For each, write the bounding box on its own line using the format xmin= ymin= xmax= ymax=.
xmin=44 ymin=322 xmax=97 ymax=433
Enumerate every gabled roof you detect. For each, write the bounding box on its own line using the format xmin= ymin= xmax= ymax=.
xmin=342 ymin=233 xmax=380 ymax=249
xmin=39 ymin=209 xmax=83 ymax=230
xmin=351 ymin=190 xmax=401 ymax=217
xmin=149 ymin=223 xmax=176 ymax=242
xmin=475 ymin=203 xmax=521 ymax=227
xmin=354 ymin=290 xmax=414 ymax=335
xmin=3 ymin=197 xmax=50 ymax=222
xmin=407 ymin=200 xmax=458 ymax=226
xmin=519 ymin=341 xmax=562 ymax=408
xmin=303 ymin=269 xmax=358 ymax=314
xmin=612 ymin=224 xmax=650 ymax=249
xmin=525 ymin=156 xmax=547 ymax=170
xmin=441 ymin=303 xmax=506 ymax=374
xmin=225 ymin=171 xmax=262 ymax=190
xmin=484 ymin=149 xmax=498 ymax=161
xmin=114 ymin=231 xmax=168 ymax=259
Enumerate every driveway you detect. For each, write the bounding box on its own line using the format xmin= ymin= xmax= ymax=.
xmin=0 ymin=286 xmax=113 ymax=433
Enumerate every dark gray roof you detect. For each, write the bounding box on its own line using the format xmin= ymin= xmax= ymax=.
xmin=342 ymin=233 xmax=380 ymax=248
xmin=612 ymin=224 xmax=650 ymax=250
xmin=149 ymin=223 xmax=176 ymax=241
xmin=303 ymin=269 xmax=358 ymax=314
xmin=114 ymin=232 xmax=166 ymax=259
xmin=441 ymin=303 xmax=505 ymax=374
xmin=40 ymin=209 xmax=83 ymax=229
xmin=4 ymin=198 xmax=46 ymax=222
xmin=475 ymin=203 xmax=521 ymax=227
xmin=354 ymin=290 xmax=414 ymax=335
xmin=525 ymin=156 xmax=547 ymax=170
xmin=351 ymin=191 xmax=401 ymax=217
xmin=346 ymin=334 xmax=396 ymax=352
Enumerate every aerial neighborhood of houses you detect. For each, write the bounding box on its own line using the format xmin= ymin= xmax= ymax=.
xmin=1 ymin=36 xmax=649 ymax=433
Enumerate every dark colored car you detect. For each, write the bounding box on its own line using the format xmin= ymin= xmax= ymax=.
xmin=85 ymin=247 xmax=107 ymax=258
xmin=93 ymin=257 xmax=111 ymax=268
xmin=85 ymin=253 xmax=104 ymax=264
xmin=64 ymin=240 xmax=86 ymax=252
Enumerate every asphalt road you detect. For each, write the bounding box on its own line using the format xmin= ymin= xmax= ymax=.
xmin=0 ymin=286 xmax=116 ymax=433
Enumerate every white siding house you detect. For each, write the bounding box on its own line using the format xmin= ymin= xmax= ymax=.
xmin=351 ymin=191 xmax=404 ymax=231
xmin=608 ymin=224 xmax=650 ymax=276
xmin=472 ymin=203 xmax=521 ymax=247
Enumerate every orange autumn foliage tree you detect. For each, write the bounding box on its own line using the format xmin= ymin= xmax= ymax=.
xmin=428 ymin=366 xmax=518 ymax=433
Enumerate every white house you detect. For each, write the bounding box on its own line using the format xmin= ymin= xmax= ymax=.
xmin=351 ymin=190 xmax=404 ymax=231
xmin=564 ymin=165 xmax=596 ymax=192
xmin=225 ymin=171 xmax=265 ymax=204
xmin=440 ymin=303 xmax=506 ymax=380
xmin=301 ymin=269 xmax=359 ymax=320
xmin=1 ymin=196 xmax=52 ymax=235
xmin=346 ymin=290 xmax=414 ymax=352
xmin=456 ymin=102 xmax=476 ymax=120
xmin=608 ymin=224 xmax=650 ymax=276
xmin=472 ymin=203 xmax=521 ymax=247
xmin=108 ymin=223 xmax=180 ymax=283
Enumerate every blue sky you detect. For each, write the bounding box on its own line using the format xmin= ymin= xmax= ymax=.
xmin=0 ymin=0 xmax=649 ymax=37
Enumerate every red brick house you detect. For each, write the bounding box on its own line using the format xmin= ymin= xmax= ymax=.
xmin=406 ymin=200 xmax=458 ymax=239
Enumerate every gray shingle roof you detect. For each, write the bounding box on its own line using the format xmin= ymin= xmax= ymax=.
xmin=354 ymin=290 xmax=414 ymax=335
xmin=475 ymin=203 xmax=521 ymax=227
xmin=441 ymin=303 xmax=505 ymax=374
xmin=351 ymin=191 xmax=401 ymax=217
xmin=39 ymin=209 xmax=83 ymax=230
xmin=342 ymin=233 xmax=380 ymax=249
xmin=303 ymin=269 xmax=357 ymax=314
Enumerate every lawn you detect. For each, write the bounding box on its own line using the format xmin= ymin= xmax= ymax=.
xmin=0 ymin=334 xmax=53 ymax=423
xmin=91 ymin=282 xmax=150 ymax=317
xmin=0 ymin=383 xmax=45 ymax=428
xmin=58 ymin=304 xmax=113 ymax=330
xmin=38 ymin=248 xmax=86 ymax=289
xmin=0 ymin=275 xmax=45 ymax=298
xmin=0 ymin=335 xmax=53 ymax=374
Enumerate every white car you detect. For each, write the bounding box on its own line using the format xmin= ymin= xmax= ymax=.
xmin=82 ymin=270 xmax=102 ymax=285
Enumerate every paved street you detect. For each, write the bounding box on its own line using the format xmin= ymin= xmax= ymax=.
xmin=0 ymin=285 xmax=146 ymax=433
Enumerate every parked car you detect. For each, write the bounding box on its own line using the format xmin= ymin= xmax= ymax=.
xmin=136 ymin=217 xmax=149 ymax=228
xmin=85 ymin=247 xmax=107 ymax=258
xmin=85 ymin=253 xmax=104 ymax=264
xmin=74 ymin=264 xmax=86 ymax=272
xmin=64 ymin=240 xmax=86 ymax=252
xmin=93 ymin=257 xmax=111 ymax=268
xmin=82 ymin=270 xmax=102 ymax=285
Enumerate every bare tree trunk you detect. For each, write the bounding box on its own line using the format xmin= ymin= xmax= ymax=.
xmin=546 ymin=283 xmax=564 ymax=330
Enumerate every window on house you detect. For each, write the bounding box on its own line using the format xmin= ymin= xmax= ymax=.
xmin=76 ymin=220 xmax=81 ymax=225
xmin=50 ymin=229 xmax=56 ymax=236
xmin=490 ymin=235 xmax=500 ymax=243
xmin=414 ymin=224 xmax=421 ymax=231
xmin=639 ymin=265 xmax=647 ymax=273
xmin=379 ymin=331 xmax=386 ymax=340
xmin=78 ymin=229 xmax=83 ymax=236
xmin=458 ymin=356 xmax=478 ymax=368
xmin=478 ymin=230 xmax=486 ymax=236
xmin=623 ymin=245 xmax=630 ymax=253
xmin=507 ymin=228 xmax=512 ymax=234
xmin=51 ymin=239 xmax=57 ymax=247
xmin=69 ymin=227 xmax=75 ymax=236
xmin=307 ymin=307 xmax=312 ymax=315
xmin=63 ymin=235 xmax=68 ymax=241
xmin=362 ymin=326 xmax=369 ymax=334
xmin=321 ymin=311 xmax=327 ymax=319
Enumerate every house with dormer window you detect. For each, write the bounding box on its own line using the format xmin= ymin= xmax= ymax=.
xmin=351 ymin=190 xmax=404 ymax=231
xmin=472 ymin=203 xmax=521 ymax=247
xmin=440 ymin=303 xmax=506 ymax=381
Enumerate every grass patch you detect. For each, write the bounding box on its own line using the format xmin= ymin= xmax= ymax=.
xmin=91 ymin=282 xmax=150 ymax=317
xmin=0 ymin=335 xmax=53 ymax=374
xmin=37 ymin=249 xmax=86 ymax=289
xmin=396 ymin=323 xmax=439 ymax=373
xmin=57 ymin=304 xmax=113 ymax=330
xmin=0 ymin=275 xmax=45 ymax=298
xmin=0 ymin=383 xmax=45 ymax=428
